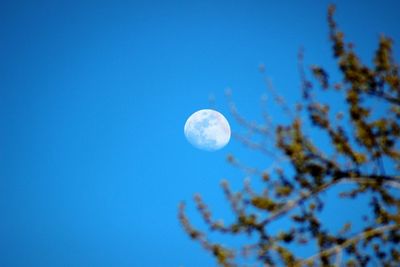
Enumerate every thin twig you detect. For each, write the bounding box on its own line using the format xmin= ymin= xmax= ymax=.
xmin=260 ymin=175 xmax=400 ymax=226
xmin=299 ymin=223 xmax=400 ymax=266
xmin=334 ymin=247 xmax=342 ymax=267
xmin=261 ymin=180 xmax=338 ymax=225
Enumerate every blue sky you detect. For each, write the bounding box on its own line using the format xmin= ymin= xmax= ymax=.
xmin=1 ymin=1 xmax=399 ymax=266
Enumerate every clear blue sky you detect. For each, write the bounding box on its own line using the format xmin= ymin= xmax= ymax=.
xmin=1 ymin=1 xmax=399 ymax=266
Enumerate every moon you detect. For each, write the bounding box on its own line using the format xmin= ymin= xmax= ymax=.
xmin=184 ymin=109 xmax=231 ymax=151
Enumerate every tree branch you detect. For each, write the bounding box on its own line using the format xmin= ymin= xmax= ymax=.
xmin=298 ymin=223 xmax=400 ymax=266
xmin=260 ymin=174 xmax=400 ymax=226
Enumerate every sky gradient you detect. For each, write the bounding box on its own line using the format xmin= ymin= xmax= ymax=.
xmin=1 ymin=1 xmax=400 ymax=266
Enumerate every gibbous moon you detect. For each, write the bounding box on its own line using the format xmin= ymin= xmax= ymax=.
xmin=184 ymin=109 xmax=231 ymax=151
